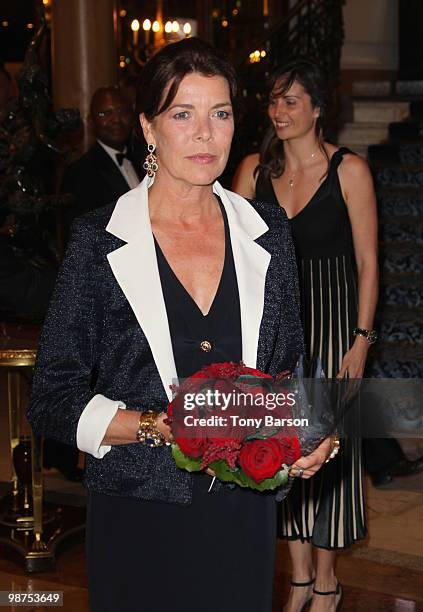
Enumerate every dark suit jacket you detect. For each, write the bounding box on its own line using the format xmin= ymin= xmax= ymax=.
xmin=61 ymin=141 xmax=143 ymax=234
xmin=0 ymin=238 xmax=57 ymax=317
xmin=28 ymin=177 xmax=304 ymax=505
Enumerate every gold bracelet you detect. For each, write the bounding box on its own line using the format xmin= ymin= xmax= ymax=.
xmin=136 ymin=410 xmax=169 ymax=447
xmin=325 ymin=435 xmax=340 ymax=463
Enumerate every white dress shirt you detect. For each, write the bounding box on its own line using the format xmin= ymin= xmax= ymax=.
xmin=97 ymin=139 xmax=140 ymax=190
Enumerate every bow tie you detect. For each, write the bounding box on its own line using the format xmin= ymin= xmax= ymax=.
xmin=115 ymin=152 xmax=128 ymax=166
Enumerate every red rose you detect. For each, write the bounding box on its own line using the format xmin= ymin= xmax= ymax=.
xmin=190 ymin=370 xmax=210 ymax=380
xmin=175 ymin=434 xmax=207 ymax=458
xmin=239 ymin=438 xmax=285 ymax=483
xmin=276 ymin=436 xmax=302 ymax=465
xmin=238 ymin=367 xmax=272 ymax=379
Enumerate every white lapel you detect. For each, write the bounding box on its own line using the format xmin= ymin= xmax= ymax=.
xmin=213 ymin=184 xmax=271 ymax=369
xmin=106 ymin=176 xmax=177 ymax=401
xmin=105 ymin=177 xmax=271 ymax=399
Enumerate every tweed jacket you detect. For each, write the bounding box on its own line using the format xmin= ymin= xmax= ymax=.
xmin=28 ymin=175 xmax=303 ymax=505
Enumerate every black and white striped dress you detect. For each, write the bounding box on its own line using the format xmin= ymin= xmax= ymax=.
xmin=256 ymin=147 xmax=366 ymax=549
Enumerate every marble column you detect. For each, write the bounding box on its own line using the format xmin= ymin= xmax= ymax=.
xmin=341 ymin=0 xmax=399 ymax=71
xmin=51 ymin=0 xmax=118 ymax=150
xmin=196 ymin=0 xmax=213 ymax=43
xmin=268 ymin=0 xmax=289 ymax=28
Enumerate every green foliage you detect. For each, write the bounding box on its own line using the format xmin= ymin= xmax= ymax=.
xmin=209 ymin=460 xmax=289 ymax=492
xmin=171 ymin=444 xmax=202 ymax=472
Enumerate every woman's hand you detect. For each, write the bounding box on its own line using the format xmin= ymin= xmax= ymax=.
xmin=289 ymin=437 xmax=332 ymax=479
xmin=103 ymin=409 xmax=173 ymax=446
xmin=155 ymin=412 xmax=173 ymax=442
xmin=337 ymin=336 xmax=369 ymax=379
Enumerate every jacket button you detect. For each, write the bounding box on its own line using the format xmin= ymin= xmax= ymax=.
xmin=200 ymin=340 xmax=212 ymax=352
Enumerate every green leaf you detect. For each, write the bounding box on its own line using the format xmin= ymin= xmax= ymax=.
xmin=171 ymin=445 xmax=290 ymax=493
xmin=244 ymin=427 xmax=279 ymax=441
xmin=237 ymin=374 xmax=261 ymax=381
xmin=171 ymin=444 xmax=202 ymax=472
xmin=237 ymin=374 xmax=274 ymax=389
xmin=209 ymin=460 xmax=237 ymax=481
xmin=209 ymin=461 xmax=289 ymax=492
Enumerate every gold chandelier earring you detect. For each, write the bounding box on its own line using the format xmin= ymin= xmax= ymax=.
xmin=143 ymin=143 xmax=158 ymax=177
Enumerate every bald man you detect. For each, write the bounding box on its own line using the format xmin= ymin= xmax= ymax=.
xmin=62 ymin=86 xmax=144 ymax=234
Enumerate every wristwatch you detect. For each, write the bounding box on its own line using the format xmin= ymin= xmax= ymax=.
xmin=353 ymin=327 xmax=378 ymax=344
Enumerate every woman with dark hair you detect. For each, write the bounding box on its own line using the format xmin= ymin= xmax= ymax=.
xmin=233 ymin=58 xmax=378 ymax=612
xmin=28 ymin=41 xmax=332 ymax=612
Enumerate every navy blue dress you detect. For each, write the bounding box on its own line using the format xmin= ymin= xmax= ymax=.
xmin=86 ymin=201 xmax=277 ymax=612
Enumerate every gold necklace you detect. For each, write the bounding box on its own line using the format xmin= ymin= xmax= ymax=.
xmin=287 ymin=151 xmax=317 ymax=188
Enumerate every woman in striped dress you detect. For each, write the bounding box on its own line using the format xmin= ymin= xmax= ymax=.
xmin=233 ymin=59 xmax=378 ymax=612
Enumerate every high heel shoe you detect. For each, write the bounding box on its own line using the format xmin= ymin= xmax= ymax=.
xmin=285 ymin=577 xmax=315 ymax=612
xmin=312 ymin=582 xmax=343 ymax=610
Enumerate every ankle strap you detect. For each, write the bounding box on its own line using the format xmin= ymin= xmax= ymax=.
xmin=291 ymin=577 xmax=315 ymax=587
xmin=313 ymin=583 xmax=341 ymax=596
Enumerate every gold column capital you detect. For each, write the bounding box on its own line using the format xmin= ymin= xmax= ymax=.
xmin=0 ymin=350 xmax=37 ymax=367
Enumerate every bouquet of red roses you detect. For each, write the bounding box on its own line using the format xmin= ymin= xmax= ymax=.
xmin=167 ymin=362 xmax=303 ymax=492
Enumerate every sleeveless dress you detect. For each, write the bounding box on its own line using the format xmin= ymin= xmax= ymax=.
xmin=86 ymin=199 xmax=277 ymax=612
xmin=255 ymin=148 xmax=366 ymax=549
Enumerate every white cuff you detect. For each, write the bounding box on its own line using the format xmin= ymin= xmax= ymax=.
xmin=76 ymin=394 xmax=126 ymax=458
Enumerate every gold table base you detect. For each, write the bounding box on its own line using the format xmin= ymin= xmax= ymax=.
xmin=0 ymin=349 xmax=85 ymax=572
xmin=0 ymin=495 xmax=85 ymax=572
